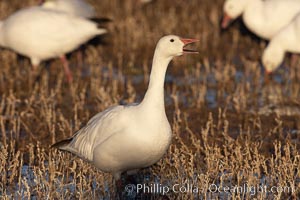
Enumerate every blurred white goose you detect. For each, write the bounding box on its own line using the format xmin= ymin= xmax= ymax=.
xmin=140 ymin=0 xmax=152 ymax=3
xmin=262 ymin=13 xmax=300 ymax=73
xmin=52 ymin=35 xmax=198 ymax=180
xmin=41 ymin=0 xmax=96 ymax=18
xmin=0 ymin=6 xmax=107 ymax=82
xmin=222 ymin=0 xmax=300 ymax=40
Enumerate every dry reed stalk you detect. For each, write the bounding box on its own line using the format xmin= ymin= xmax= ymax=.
xmin=0 ymin=0 xmax=299 ymax=199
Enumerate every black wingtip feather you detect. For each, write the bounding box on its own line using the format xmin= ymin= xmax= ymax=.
xmin=51 ymin=138 xmax=73 ymax=149
xmin=89 ymin=17 xmax=112 ymax=25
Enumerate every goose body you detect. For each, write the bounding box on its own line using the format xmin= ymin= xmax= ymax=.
xmin=262 ymin=13 xmax=300 ymax=72
xmin=65 ymin=104 xmax=172 ymax=177
xmin=140 ymin=0 xmax=152 ymax=3
xmin=222 ymin=0 xmax=300 ymax=39
xmin=53 ymin=35 xmax=198 ymax=179
xmin=0 ymin=6 xmax=107 ymax=81
xmin=41 ymin=0 xmax=96 ymax=18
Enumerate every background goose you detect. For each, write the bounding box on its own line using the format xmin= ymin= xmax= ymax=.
xmin=52 ymin=35 xmax=198 ymax=180
xmin=222 ymin=0 xmax=300 ymax=40
xmin=140 ymin=0 xmax=152 ymax=4
xmin=0 ymin=6 xmax=108 ymax=82
xmin=262 ymin=13 xmax=300 ymax=73
xmin=41 ymin=0 xmax=96 ymax=18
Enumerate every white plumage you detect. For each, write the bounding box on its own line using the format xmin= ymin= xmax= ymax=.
xmin=140 ymin=0 xmax=152 ymax=4
xmin=262 ymin=13 xmax=300 ymax=73
xmin=53 ymin=35 xmax=198 ymax=180
xmin=222 ymin=0 xmax=300 ymax=40
xmin=41 ymin=0 xmax=96 ymax=18
xmin=0 ymin=6 xmax=107 ymax=81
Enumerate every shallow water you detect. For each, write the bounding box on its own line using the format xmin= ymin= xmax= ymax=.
xmin=10 ymin=164 xmax=297 ymax=200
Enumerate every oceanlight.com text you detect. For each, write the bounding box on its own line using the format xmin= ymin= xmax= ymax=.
xmin=124 ymin=182 xmax=295 ymax=196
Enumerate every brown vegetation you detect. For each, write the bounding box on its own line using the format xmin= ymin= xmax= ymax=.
xmin=0 ymin=0 xmax=299 ymax=199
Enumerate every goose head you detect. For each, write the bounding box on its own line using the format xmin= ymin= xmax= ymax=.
xmin=222 ymin=0 xmax=249 ymax=28
xmin=155 ymin=35 xmax=198 ymax=59
xmin=262 ymin=44 xmax=285 ymax=74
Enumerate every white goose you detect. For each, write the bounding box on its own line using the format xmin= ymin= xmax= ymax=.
xmin=0 ymin=6 xmax=107 ymax=82
xmin=52 ymin=35 xmax=198 ymax=180
xmin=140 ymin=0 xmax=152 ymax=3
xmin=262 ymin=13 xmax=300 ymax=73
xmin=41 ymin=0 xmax=96 ymax=18
xmin=222 ymin=0 xmax=300 ymax=40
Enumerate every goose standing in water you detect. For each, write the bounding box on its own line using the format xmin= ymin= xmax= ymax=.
xmin=52 ymin=35 xmax=198 ymax=180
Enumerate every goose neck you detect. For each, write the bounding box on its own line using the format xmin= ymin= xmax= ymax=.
xmin=140 ymin=51 xmax=172 ymax=110
xmin=244 ymin=0 xmax=263 ymax=13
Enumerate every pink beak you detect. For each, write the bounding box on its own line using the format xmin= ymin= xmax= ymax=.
xmin=180 ymin=38 xmax=199 ymax=45
xmin=180 ymin=38 xmax=199 ymax=54
xmin=221 ymin=12 xmax=232 ymax=29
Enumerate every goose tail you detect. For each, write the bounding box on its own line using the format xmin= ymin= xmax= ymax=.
xmin=89 ymin=17 xmax=111 ymax=35
xmin=51 ymin=138 xmax=73 ymax=150
xmin=90 ymin=17 xmax=112 ymax=24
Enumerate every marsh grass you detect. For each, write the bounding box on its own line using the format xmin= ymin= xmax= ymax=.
xmin=0 ymin=0 xmax=299 ymax=199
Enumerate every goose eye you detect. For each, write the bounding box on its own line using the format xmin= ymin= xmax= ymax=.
xmin=170 ymin=39 xmax=174 ymax=42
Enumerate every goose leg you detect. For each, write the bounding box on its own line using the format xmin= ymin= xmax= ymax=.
xmin=30 ymin=57 xmax=41 ymax=84
xmin=290 ymin=54 xmax=299 ymax=67
xmin=60 ymin=55 xmax=73 ymax=83
xmin=38 ymin=0 xmax=45 ymax=5
xmin=116 ymin=178 xmax=124 ymax=200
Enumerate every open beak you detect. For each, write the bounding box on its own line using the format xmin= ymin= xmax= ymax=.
xmin=180 ymin=38 xmax=199 ymax=54
xmin=221 ymin=12 xmax=232 ymax=29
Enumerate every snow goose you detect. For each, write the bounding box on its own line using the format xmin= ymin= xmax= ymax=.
xmin=140 ymin=0 xmax=152 ymax=3
xmin=0 ymin=6 xmax=108 ymax=82
xmin=41 ymin=0 xmax=96 ymax=18
xmin=52 ymin=35 xmax=198 ymax=180
xmin=222 ymin=0 xmax=300 ymax=40
xmin=262 ymin=13 xmax=300 ymax=73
